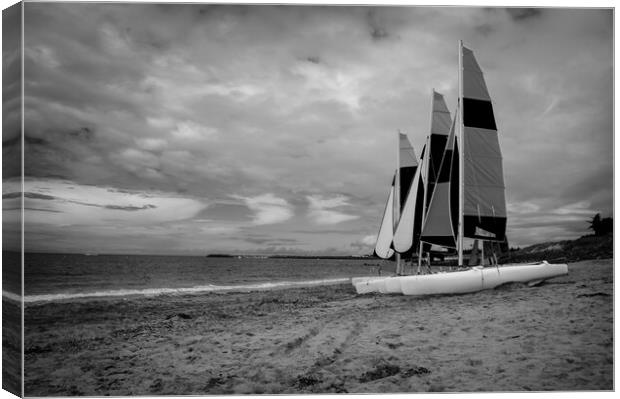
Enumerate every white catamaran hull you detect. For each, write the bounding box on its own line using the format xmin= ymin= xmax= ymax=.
xmin=400 ymin=262 xmax=567 ymax=296
xmin=382 ymin=277 xmax=403 ymax=294
xmin=352 ymin=276 xmax=389 ymax=294
xmin=353 ymin=262 xmax=568 ymax=296
xmin=351 ymin=275 xmax=404 ymax=294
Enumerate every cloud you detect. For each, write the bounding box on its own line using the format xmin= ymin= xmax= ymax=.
xmin=506 ymin=8 xmax=542 ymax=22
xmin=349 ymin=234 xmax=378 ymax=252
xmin=307 ymin=195 xmax=359 ymax=225
xmin=104 ymin=204 xmax=157 ymax=211
xmin=21 ymin=179 xmax=207 ymax=226
xmin=232 ymin=193 xmax=293 ymax=225
xmin=171 ymin=121 xmax=219 ymax=141
xmin=506 ymin=198 xmax=599 ymax=246
xmin=136 ymin=137 xmax=168 ymax=151
xmin=15 ymin=4 xmax=613 ymax=253
xmin=361 ymin=234 xmax=377 ymax=246
xmin=242 ymin=236 xmax=299 ymax=246
xmin=192 ymin=219 xmax=242 ymax=236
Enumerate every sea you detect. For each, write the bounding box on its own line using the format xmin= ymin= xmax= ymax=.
xmin=3 ymin=253 xmax=385 ymax=303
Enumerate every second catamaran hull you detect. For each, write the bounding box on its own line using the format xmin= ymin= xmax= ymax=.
xmin=399 ymin=262 xmax=567 ymax=296
xmin=353 ymin=262 xmax=568 ymax=295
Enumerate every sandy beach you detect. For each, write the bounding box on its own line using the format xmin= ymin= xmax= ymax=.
xmin=23 ymin=258 xmax=612 ymax=395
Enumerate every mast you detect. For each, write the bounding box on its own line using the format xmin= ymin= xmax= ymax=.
xmin=394 ymin=130 xmax=402 ymax=275
xmin=457 ymin=40 xmax=464 ymax=266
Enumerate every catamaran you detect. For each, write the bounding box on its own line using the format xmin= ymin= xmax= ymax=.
xmin=359 ymin=132 xmax=419 ymax=294
xmin=353 ymin=90 xmax=451 ymax=294
xmin=353 ymin=41 xmax=568 ymax=296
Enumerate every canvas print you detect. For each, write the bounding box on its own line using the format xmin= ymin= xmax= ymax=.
xmin=2 ymin=2 xmax=613 ymax=396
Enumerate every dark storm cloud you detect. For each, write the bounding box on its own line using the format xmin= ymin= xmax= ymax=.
xmin=370 ymin=26 xmax=389 ymax=40
xmin=475 ymin=23 xmax=495 ymax=36
xmin=506 ymin=8 xmax=543 ymax=22
xmin=104 ymin=204 xmax=157 ymax=211
xmin=24 ymin=192 xmax=56 ymax=200
xmin=24 ymin=208 xmax=63 ymax=213
xmin=366 ymin=9 xmax=391 ymax=41
xmin=25 ymin=136 xmax=49 ymax=146
xmin=69 ymin=127 xmax=95 ymax=140
xmin=2 ymin=135 xmax=20 ymax=147
xmin=2 ymin=3 xmax=23 ymax=180
xmin=293 ymin=229 xmax=359 ymax=235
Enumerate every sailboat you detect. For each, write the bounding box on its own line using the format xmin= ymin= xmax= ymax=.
xmin=354 ymin=42 xmax=568 ymax=296
xmin=353 ymin=133 xmax=419 ymax=294
xmin=394 ymin=91 xmax=452 ymax=264
xmin=353 ymin=92 xmax=451 ymax=294
xmin=374 ymin=133 xmax=418 ymax=262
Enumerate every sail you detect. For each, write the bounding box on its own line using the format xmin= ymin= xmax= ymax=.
xmin=393 ymin=91 xmax=452 ymax=254
xmin=374 ymin=175 xmax=396 ymax=259
xmin=461 ymin=45 xmax=507 ymax=242
xmin=420 ymin=106 xmax=459 ymax=248
xmin=393 ymin=145 xmax=426 ymax=253
xmin=374 ymin=133 xmax=418 ymax=260
xmin=426 ymin=91 xmax=452 ymax=208
xmin=397 ymin=133 xmax=418 ymax=213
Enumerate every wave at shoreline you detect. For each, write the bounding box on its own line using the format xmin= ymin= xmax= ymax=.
xmin=2 ymin=278 xmax=351 ymax=304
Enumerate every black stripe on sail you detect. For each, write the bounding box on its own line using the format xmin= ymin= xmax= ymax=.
xmin=463 ymin=215 xmax=507 ymax=242
xmin=428 ymin=134 xmax=448 ymax=183
xmin=399 ymin=166 xmax=416 ymax=211
xmin=436 ymin=150 xmax=453 ymax=183
xmin=450 ymin=141 xmax=459 ymax=239
xmin=463 ymin=98 xmax=497 ymax=130
xmin=412 ymin=177 xmax=425 ymax=249
xmin=427 ymin=134 xmax=448 ymax=208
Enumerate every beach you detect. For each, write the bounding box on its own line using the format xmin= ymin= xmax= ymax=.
xmin=23 ymin=258 xmax=612 ymax=395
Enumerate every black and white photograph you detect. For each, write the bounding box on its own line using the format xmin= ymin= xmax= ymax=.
xmin=1 ymin=1 xmax=614 ymax=396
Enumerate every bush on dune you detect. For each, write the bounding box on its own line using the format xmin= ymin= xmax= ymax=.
xmin=506 ymin=234 xmax=612 ymax=264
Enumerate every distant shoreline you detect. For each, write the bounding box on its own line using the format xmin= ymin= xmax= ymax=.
xmin=6 ymin=233 xmax=612 ymax=261
xmin=206 ymin=254 xmax=373 ymax=260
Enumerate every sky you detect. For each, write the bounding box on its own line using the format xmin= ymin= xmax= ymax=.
xmin=1 ymin=3 xmax=614 ymax=255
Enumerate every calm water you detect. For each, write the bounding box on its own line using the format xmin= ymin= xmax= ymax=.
xmin=16 ymin=253 xmax=385 ymax=302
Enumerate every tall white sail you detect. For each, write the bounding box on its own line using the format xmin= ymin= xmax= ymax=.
xmin=393 ymin=145 xmax=425 ymax=253
xmin=460 ymin=45 xmax=507 ymax=242
xmin=374 ymin=134 xmax=418 ymax=260
xmin=394 ymin=91 xmax=451 ymax=254
xmin=422 ymin=44 xmax=507 ymax=255
xmin=374 ymin=175 xmax=396 ymax=259
xmin=396 ymin=133 xmax=418 ymax=218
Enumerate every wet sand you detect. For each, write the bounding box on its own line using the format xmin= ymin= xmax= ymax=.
xmin=2 ymin=298 xmax=22 ymax=396
xmin=23 ymin=259 xmax=613 ymax=395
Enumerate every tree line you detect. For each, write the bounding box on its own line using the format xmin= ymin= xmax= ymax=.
xmin=589 ymin=213 xmax=612 ymax=236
